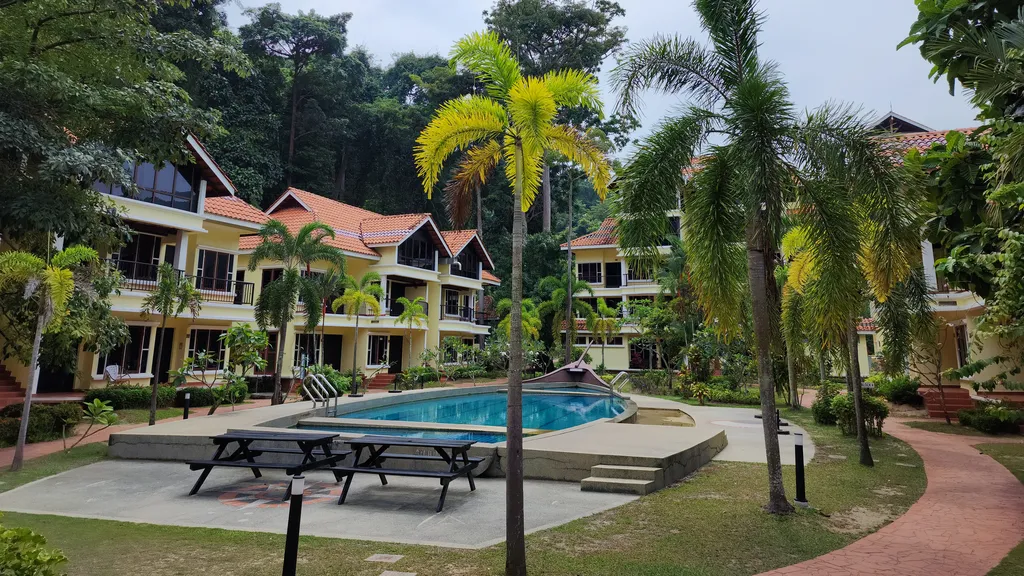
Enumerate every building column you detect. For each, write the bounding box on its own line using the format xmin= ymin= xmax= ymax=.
xmin=197 ymin=179 xmax=207 ymax=215
xmin=174 ymin=230 xmax=189 ymax=272
xmin=380 ymin=274 xmax=388 ymax=313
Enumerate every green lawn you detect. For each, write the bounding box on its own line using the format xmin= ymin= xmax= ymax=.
xmin=114 ymin=408 xmax=191 ymax=424
xmin=979 ymin=443 xmax=1024 ymax=576
xmin=0 ymin=444 xmax=107 ymax=493
xmin=0 ymin=403 xmax=927 ymax=576
xmin=903 ymin=420 xmax=1004 ymax=437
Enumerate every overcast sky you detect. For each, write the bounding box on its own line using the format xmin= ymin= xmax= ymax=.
xmin=222 ymin=0 xmax=979 ymax=145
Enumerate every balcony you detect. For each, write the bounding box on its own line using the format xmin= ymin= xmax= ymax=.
xmin=105 ymin=259 xmax=181 ymax=291
xmin=443 ymin=303 xmax=476 ymax=323
xmin=188 ymin=275 xmax=254 ymax=306
xmin=397 ymin=255 xmax=435 ymax=271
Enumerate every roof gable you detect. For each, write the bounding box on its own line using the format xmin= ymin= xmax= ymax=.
xmin=441 ymin=230 xmax=495 ymax=269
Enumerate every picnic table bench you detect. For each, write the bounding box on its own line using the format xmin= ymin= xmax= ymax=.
xmin=186 ymin=430 xmax=352 ymax=498
xmin=334 ymin=435 xmax=482 ymax=512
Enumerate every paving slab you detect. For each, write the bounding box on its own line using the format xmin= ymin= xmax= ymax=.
xmin=0 ymin=460 xmax=635 ymax=549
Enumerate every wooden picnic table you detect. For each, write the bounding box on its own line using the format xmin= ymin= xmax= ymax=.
xmin=186 ymin=430 xmax=351 ymax=498
xmin=334 ymin=435 xmax=482 ymax=512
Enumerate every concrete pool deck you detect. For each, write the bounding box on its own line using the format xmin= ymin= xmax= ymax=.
xmin=0 ymin=459 xmax=635 ymax=548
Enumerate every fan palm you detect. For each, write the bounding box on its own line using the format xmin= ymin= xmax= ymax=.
xmin=536 ymin=274 xmax=594 ymax=363
xmin=395 ymin=296 xmax=428 ymax=385
xmin=587 ymin=298 xmax=623 ymax=371
xmin=0 ymin=245 xmax=97 ymax=471
xmin=331 ymin=271 xmax=384 ymax=396
xmin=612 ymin=0 xmax=918 ymax=513
xmin=248 ymin=220 xmax=346 ymax=405
xmin=414 ymin=30 xmax=611 ymax=572
xmin=141 ymin=263 xmax=201 ymax=425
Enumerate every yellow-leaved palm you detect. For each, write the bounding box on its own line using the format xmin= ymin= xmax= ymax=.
xmin=586 ymin=298 xmax=623 ymax=371
xmin=331 ymin=271 xmax=384 ymax=395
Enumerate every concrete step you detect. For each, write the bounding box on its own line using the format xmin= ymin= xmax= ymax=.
xmin=590 ymin=464 xmax=664 ymax=485
xmin=580 ymin=477 xmax=656 ymax=495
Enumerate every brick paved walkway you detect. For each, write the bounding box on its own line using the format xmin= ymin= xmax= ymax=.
xmin=759 ymin=418 xmax=1024 ymax=576
xmin=0 ymin=399 xmax=273 ymax=467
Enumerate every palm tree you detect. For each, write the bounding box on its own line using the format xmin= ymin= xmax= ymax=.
xmin=141 ymin=263 xmax=201 ymax=425
xmin=414 ymin=31 xmax=611 ymax=572
xmin=536 ymin=274 xmax=594 ymax=363
xmin=612 ymin=0 xmax=918 ymax=513
xmin=395 ymin=296 xmax=428 ymax=390
xmin=496 ymin=297 xmax=543 ymax=342
xmin=331 ymin=271 xmax=384 ymax=396
xmin=587 ymin=298 xmax=623 ymax=372
xmin=0 ymin=245 xmax=97 ymax=471
xmin=248 ymin=220 xmax=346 ymax=405
xmin=311 ymin=265 xmax=345 ymax=367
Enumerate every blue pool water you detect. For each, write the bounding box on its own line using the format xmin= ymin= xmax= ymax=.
xmin=338 ymin=391 xmax=626 ymax=431
xmin=298 ymin=425 xmax=507 ymax=444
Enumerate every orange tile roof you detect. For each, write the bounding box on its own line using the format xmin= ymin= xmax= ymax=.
xmin=561 ymin=217 xmax=617 ymax=249
xmin=360 ymin=213 xmax=432 ymax=245
xmin=857 ymin=318 xmax=877 ymax=332
xmin=283 ymin=188 xmax=382 ymax=233
xmin=441 ymin=230 xmax=477 ymax=255
xmin=875 ymin=128 xmax=974 ymax=155
xmin=204 ymin=196 xmax=268 ymax=225
xmin=482 ymin=270 xmax=501 ymax=284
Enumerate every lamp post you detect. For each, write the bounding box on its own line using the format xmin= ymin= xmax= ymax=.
xmin=183 ymin=392 xmax=190 ymax=420
xmin=282 ymin=475 xmax=305 ymax=576
xmin=794 ymin=432 xmax=808 ymax=507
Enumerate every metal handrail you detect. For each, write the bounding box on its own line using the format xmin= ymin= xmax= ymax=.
xmin=610 ymin=371 xmax=633 ymax=393
xmin=312 ymin=373 xmax=340 ymax=413
xmin=301 ymin=375 xmax=327 ymax=406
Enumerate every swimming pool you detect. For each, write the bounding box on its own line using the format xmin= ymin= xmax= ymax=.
xmin=338 ymin=391 xmax=626 ymax=431
xmin=298 ymin=425 xmax=507 ymax=444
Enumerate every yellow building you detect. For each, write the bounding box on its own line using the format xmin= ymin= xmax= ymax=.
xmin=0 ymin=138 xmax=500 ymax=400
xmin=560 ymin=213 xmax=680 ymax=371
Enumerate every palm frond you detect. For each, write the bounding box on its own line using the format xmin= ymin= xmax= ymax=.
xmin=508 ymin=77 xmax=557 ymax=147
xmin=50 ymin=246 xmax=98 ymax=269
xmin=541 ymin=69 xmax=602 ymax=112
xmin=450 ymin=31 xmax=524 ymax=100
xmin=503 ymin=135 xmax=544 ymax=212
xmin=694 ymin=0 xmax=764 ymax=89
xmin=611 ymin=34 xmax=726 ymax=117
xmin=415 ymin=97 xmax=507 ymax=195
xmin=443 ymin=139 xmax=502 ymax=227
xmin=544 ymin=125 xmax=611 ymax=200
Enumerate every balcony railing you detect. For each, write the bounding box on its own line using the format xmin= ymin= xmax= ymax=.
xmin=188 ymin=275 xmax=254 ymax=305
xmin=443 ymin=303 xmax=476 ymax=323
xmin=398 ymin=255 xmax=435 ymax=270
xmin=105 ymin=259 xmax=182 ymax=291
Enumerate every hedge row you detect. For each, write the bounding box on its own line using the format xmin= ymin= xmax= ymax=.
xmin=83 ymin=385 xmax=176 ymax=410
xmin=0 ymin=403 xmax=83 ymax=447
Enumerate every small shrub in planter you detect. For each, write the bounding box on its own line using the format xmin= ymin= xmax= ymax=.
xmin=811 ymin=382 xmax=841 ymax=425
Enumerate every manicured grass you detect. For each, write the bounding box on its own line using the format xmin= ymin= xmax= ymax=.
xmin=979 ymin=443 xmax=1024 ymax=576
xmin=115 ymin=408 xmax=190 ymax=424
xmin=0 ymin=401 xmax=927 ymax=576
xmin=903 ymin=420 xmax=1005 ymax=437
xmin=0 ymin=444 xmax=107 ymax=493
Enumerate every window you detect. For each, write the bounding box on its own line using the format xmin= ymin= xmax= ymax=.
xmin=367 ymin=335 xmax=389 ymax=366
xmin=445 ymin=289 xmax=460 ymax=316
xmin=578 ymin=262 xmax=602 ymax=284
xmin=596 ymin=336 xmax=624 ymax=346
xmin=261 ymin=268 xmax=283 ymax=292
xmin=188 ymin=329 xmax=226 ymax=370
xmin=865 ymin=334 xmax=876 ymax=356
xmin=94 ymin=162 xmax=199 ymax=212
xmin=954 ymin=324 xmax=970 ymax=368
xmin=575 ymin=336 xmax=590 ymax=346
xmin=397 ymin=227 xmax=436 ymax=270
xmin=115 ymin=233 xmax=162 ymax=282
xmin=258 ymin=332 xmax=278 ymax=375
xmin=293 ymin=333 xmax=320 ymax=367
xmin=99 ymin=325 xmax=152 ymax=375
xmin=196 ymin=249 xmax=235 ymax=292
xmin=664 ymin=216 xmax=681 ymax=244
xmin=627 ymin=264 xmax=654 ymax=282
xmin=453 ymin=248 xmax=481 ymax=279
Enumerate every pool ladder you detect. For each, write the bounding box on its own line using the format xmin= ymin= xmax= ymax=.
xmin=303 ymin=373 xmax=341 ymax=412
xmin=609 ymin=372 xmax=633 ymax=394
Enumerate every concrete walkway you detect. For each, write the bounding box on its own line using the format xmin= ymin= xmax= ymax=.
xmin=759 ymin=419 xmax=1024 ymax=576
xmin=0 ymin=399 xmax=272 ymax=467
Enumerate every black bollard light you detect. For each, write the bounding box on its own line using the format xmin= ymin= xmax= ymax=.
xmin=794 ymin=432 xmax=808 ymax=507
xmin=183 ymin=392 xmax=190 ymax=420
xmin=282 ymin=474 xmax=304 ymax=576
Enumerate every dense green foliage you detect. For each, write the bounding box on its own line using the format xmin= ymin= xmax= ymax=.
xmin=868 ymin=375 xmax=923 ymax=406
xmin=812 ymin=382 xmax=841 ymax=426
xmin=958 ymin=404 xmax=1024 ymax=434
xmin=0 ymin=403 xmax=82 ymax=446
xmin=306 ymin=364 xmax=351 ymax=394
xmin=0 ymin=515 xmax=66 ymax=576
xmin=831 ymin=394 xmax=888 ymax=437
xmin=84 ymin=386 xmax=176 ymax=410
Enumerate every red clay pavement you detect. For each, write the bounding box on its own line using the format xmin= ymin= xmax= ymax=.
xmin=0 ymin=399 xmax=273 ymax=468
xmin=759 ymin=418 xmax=1024 ymax=576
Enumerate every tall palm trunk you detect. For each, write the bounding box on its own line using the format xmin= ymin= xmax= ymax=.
xmin=786 ymin=344 xmax=799 ymax=409
xmin=11 ymin=313 xmax=45 ymax=472
xmin=352 ymin=315 xmax=361 ymax=396
xmin=274 ymin=320 xmax=288 ymax=405
xmin=149 ymin=317 xmax=169 ymax=425
xmin=564 ymin=172 xmax=574 ymax=366
xmin=818 ymin=354 xmax=827 ymax=381
xmin=847 ymin=323 xmax=873 ymax=466
xmin=476 ymin=185 xmax=483 ymax=239
xmin=541 ymin=162 xmax=551 ymax=232
xmin=746 ymin=233 xmax=792 ymax=514
xmin=505 ymin=142 xmax=527 ymax=576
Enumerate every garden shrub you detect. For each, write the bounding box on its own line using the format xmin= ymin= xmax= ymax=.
xmin=175 ymin=386 xmax=217 ymax=408
xmin=307 ymin=365 xmax=351 ymax=394
xmin=0 ymin=403 xmax=85 ymax=446
xmin=708 ymin=375 xmax=740 ymax=391
xmin=398 ymin=366 xmax=440 ymax=387
xmin=84 ymin=385 xmax=175 ymax=410
xmin=630 ymin=370 xmax=675 ymax=395
xmin=811 ymin=382 xmax=841 ymax=425
xmin=957 ymin=404 xmax=1023 ymax=434
xmin=870 ymin=375 xmax=922 ymax=406
xmin=0 ymin=516 xmax=67 ymax=576
xmin=449 ymin=366 xmax=486 ymax=380
xmin=706 ymin=387 xmax=760 ymax=405
xmin=831 ymin=393 xmax=889 ymax=437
